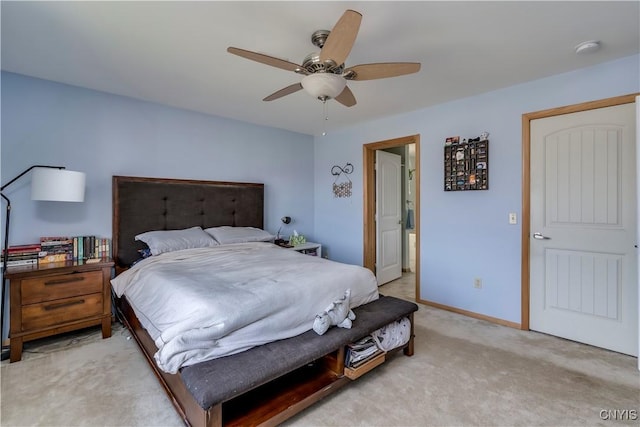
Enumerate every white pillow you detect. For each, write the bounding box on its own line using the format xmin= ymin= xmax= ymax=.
xmin=135 ymin=226 xmax=218 ymax=255
xmin=205 ymin=226 xmax=275 ymax=244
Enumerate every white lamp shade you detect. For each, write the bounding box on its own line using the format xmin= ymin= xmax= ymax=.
xmin=301 ymin=73 xmax=347 ymax=99
xmin=31 ymin=168 xmax=86 ymax=202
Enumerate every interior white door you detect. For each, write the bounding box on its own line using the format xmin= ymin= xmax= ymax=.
xmin=376 ymin=150 xmax=402 ymax=285
xmin=530 ymin=102 xmax=638 ymax=356
xmin=636 ymin=96 xmax=640 ymax=368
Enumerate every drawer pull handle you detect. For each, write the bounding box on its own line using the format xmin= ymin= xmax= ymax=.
xmin=43 ymin=299 xmax=85 ymax=311
xmin=44 ymin=277 xmax=85 ymax=286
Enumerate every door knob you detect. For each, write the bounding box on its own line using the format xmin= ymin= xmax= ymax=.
xmin=533 ymin=233 xmax=550 ymax=240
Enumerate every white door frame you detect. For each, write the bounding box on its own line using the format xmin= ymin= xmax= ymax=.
xmin=521 ymin=93 xmax=639 ymax=330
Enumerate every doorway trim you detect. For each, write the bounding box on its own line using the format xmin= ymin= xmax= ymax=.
xmin=364 ymin=134 xmax=420 ymax=299
xmin=520 ymin=93 xmax=639 ymax=330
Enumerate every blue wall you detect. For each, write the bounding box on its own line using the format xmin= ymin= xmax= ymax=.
xmin=2 ymin=55 xmax=638 ymax=332
xmin=313 ymin=55 xmax=639 ymax=324
xmin=1 ymin=72 xmax=315 ymax=248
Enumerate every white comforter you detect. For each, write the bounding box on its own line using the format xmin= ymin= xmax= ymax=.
xmin=111 ymin=242 xmax=379 ymax=373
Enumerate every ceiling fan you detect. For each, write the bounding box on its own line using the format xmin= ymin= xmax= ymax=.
xmin=227 ymin=9 xmax=421 ymax=107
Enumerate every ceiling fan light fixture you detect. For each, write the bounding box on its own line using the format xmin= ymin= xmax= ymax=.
xmin=228 ymin=10 xmax=419 ymax=107
xmin=301 ymin=73 xmax=346 ymax=100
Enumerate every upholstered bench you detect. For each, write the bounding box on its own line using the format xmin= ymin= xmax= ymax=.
xmin=177 ymin=295 xmax=419 ymax=426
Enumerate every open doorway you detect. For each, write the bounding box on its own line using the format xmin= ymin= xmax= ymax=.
xmin=363 ymin=135 xmax=420 ymax=301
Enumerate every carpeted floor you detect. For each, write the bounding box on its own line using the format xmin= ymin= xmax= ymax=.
xmin=1 ymin=276 xmax=638 ymax=426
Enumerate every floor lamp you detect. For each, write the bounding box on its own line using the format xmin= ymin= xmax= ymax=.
xmin=1 ymin=166 xmax=86 ymax=360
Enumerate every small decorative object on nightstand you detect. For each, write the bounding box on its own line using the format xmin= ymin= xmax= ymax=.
xmin=5 ymin=259 xmax=113 ymax=362
xmin=289 ymin=230 xmax=306 ymax=246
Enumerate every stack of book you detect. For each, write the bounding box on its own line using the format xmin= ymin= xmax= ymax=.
xmin=39 ymin=237 xmax=74 ymax=264
xmin=345 ymin=335 xmax=384 ymax=369
xmin=38 ymin=235 xmax=112 ymax=263
xmin=73 ymin=236 xmax=111 ymax=261
xmin=1 ymin=243 xmax=41 ymax=267
xmin=3 ymin=236 xmax=113 ymax=267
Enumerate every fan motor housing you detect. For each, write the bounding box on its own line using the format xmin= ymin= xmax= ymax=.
xmin=301 ymin=29 xmax=345 ymax=75
xmin=302 ymin=52 xmax=344 ymax=75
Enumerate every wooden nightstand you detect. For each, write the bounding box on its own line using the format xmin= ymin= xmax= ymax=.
xmin=5 ymin=259 xmax=114 ymax=362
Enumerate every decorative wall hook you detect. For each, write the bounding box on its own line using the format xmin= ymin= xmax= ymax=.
xmin=331 ymin=163 xmax=354 ymax=198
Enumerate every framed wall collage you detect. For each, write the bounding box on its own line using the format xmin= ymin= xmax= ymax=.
xmin=444 ymin=134 xmax=489 ymax=191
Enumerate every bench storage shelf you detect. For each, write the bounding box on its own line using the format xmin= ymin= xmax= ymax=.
xmin=344 ymin=351 xmax=386 ymax=380
xmin=117 ymin=295 xmax=418 ymax=427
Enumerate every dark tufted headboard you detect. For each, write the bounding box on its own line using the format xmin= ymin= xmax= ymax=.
xmin=112 ymin=176 xmax=264 ymax=268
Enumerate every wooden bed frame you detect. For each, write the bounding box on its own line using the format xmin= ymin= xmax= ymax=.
xmin=112 ymin=175 xmax=417 ymax=427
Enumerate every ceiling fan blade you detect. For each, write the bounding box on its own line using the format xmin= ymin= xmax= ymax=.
xmin=319 ymin=10 xmax=362 ymax=66
xmin=228 ymin=47 xmax=302 ymax=73
xmin=263 ymin=83 xmax=304 ymax=101
xmin=334 ymin=86 xmax=357 ymax=107
xmin=345 ymin=62 xmax=421 ymax=81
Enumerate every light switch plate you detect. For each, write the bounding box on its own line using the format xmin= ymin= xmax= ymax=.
xmin=509 ymin=213 xmax=517 ymax=224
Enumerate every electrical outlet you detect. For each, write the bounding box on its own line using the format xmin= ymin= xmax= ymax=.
xmin=474 ymin=278 xmax=482 ymax=289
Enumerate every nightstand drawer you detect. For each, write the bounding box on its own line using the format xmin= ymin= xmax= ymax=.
xmin=21 ymin=293 xmax=103 ymax=331
xmin=21 ymin=270 xmax=103 ymax=305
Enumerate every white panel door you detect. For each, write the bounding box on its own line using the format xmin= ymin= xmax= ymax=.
xmin=636 ymin=96 xmax=640 ymax=368
xmin=376 ymin=150 xmax=402 ymax=285
xmin=530 ymin=103 xmax=637 ymax=356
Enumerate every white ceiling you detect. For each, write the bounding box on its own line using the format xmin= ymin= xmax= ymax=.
xmin=2 ymin=1 xmax=638 ymax=136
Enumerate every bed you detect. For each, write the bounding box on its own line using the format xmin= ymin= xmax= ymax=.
xmin=112 ymin=175 xmax=418 ymax=426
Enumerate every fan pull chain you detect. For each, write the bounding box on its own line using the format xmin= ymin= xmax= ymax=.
xmin=322 ymin=100 xmax=329 ymax=136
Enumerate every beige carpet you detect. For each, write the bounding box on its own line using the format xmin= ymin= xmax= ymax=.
xmin=1 ymin=283 xmax=638 ymax=427
xmin=0 ymin=324 xmax=182 ymax=427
